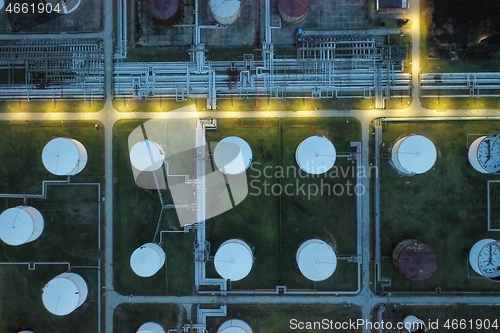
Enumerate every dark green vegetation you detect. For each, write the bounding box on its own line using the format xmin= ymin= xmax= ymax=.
xmin=113 ymin=97 xmax=395 ymax=113
xmin=0 ymin=100 xmax=104 ymax=113
xmin=0 ymin=264 xmax=99 ymax=333
xmin=113 ymin=120 xmax=194 ymax=296
xmin=488 ymin=181 xmax=500 ymax=229
xmin=421 ymin=97 xmax=500 ymax=110
xmin=381 ymin=304 xmax=500 ymax=333
xmin=206 ymin=304 xmax=362 ymax=333
xmin=114 ymin=303 xmax=186 ymax=333
xmin=379 ymin=121 xmax=500 ymax=292
xmin=421 ymin=0 xmax=500 ymax=71
xmin=206 ymin=118 xmax=361 ymax=291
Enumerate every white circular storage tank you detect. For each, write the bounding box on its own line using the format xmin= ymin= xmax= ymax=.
xmin=469 ymin=238 xmax=500 ymax=279
xmin=403 ymin=315 xmax=427 ymax=333
xmin=468 ymin=135 xmax=500 ymax=174
xmin=0 ymin=206 xmax=44 ymax=246
xmin=130 ymin=243 xmax=166 ymax=278
xmin=296 ymin=136 xmax=336 ymax=175
xmin=296 ymin=239 xmax=337 ymax=281
xmin=209 ymin=0 xmax=241 ymax=25
xmin=130 ymin=140 xmax=165 ymax=172
xmin=18 ymin=331 xmax=35 ymax=333
xmin=42 ymin=272 xmax=88 ymax=316
xmin=42 ymin=138 xmax=88 ymax=176
xmin=213 ymin=136 xmax=252 ymax=175
xmin=137 ymin=322 xmax=165 ymax=333
xmin=390 ymin=135 xmax=437 ymax=175
xmin=214 ymin=239 xmax=253 ymax=281
xmin=217 ymin=319 xmax=253 ymax=333
xmin=0 ymin=0 xmax=5 ymax=11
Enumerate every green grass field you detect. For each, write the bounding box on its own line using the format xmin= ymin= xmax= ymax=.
xmin=206 ymin=117 xmax=361 ymax=291
xmin=0 ymin=100 xmax=104 ymax=113
xmin=379 ymin=120 xmax=500 ymax=292
xmin=113 ymin=97 xmax=380 ymax=113
xmin=0 ymin=264 xmax=99 ymax=333
xmin=206 ymin=304 xmax=362 ymax=333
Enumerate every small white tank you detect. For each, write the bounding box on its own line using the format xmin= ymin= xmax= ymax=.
xmin=130 ymin=243 xmax=166 ymax=277
xmin=209 ymin=0 xmax=242 ymax=25
xmin=42 ymin=138 xmax=88 ymax=176
xmin=213 ymin=136 xmax=252 ymax=175
xmin=42 ymin=272 xmax=88 ymax=316
xmin=0 ymin=206 xmax=44 ymax=246
xmin=468 ymin=135 xmax=500 ymax=173
xmin=391 ymin=135 xmax=437 ymax=175
xmin=137 ymin=322 xmax=165 ymax=333
xmin=214 ymin=239 xmax=253 ymax=281
xmin=129 ymin=140 xmax=165 ymax=172
xmin=217 ymin=319 xmax=253 ymax=333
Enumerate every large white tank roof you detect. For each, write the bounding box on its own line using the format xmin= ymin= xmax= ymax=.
xmin=42 ymin=138 xmax=88 ymax=176
xmin=0 ymin=206 xmax=44 ymax=246
xmin=468 ymin=135 xmax=500 ymax=173
xmin=214 ymin=136 xmax=252 ymax=175
xmin=296 ymin=239 xmax=337 ymax=281
xmin=42 ymin=272 xmax=88 ymax=316
xmin=137 ymin=322 xmax=166 ymax=333
xmin=209 ymin=0 xmax=241 ymax=25
xmin=391 ymin=135 xmax=436 ymax=175
xmin=214 ymin=239 xmax=253 ymax=281
xmin=217 ymin=319 xmax=253 ymax=333
xmin=130 ymin=243 xmax=166 ymax=277
xmin=130 ymin=140 xmax=165 ymax=172
xmin=296 ymin=136 xmax=336 ymax=175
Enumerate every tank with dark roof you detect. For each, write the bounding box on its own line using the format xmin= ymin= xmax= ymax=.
xmin=148 ymin=0 xmax=181 ymax=25
xmin=392 ymin=239 xmax=437 ymax=281
xmin=278 ymin=0 xmax=311 ymax=23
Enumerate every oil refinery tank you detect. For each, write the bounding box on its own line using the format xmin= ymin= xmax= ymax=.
xmin=42 ymin=272 xmax=88 ymax=316
xmin=468 ymin=135 xmax=500 ymax=174
xmin=217 ymin=319 xmax=253 ymax=333
xmin=0 ymin=206 xmax=44 ymax=246
xmin=137 ymin=322 xmax=165 ymax=333
xmin=390 ymin=135 xmax=437 ymax=175
xmin=130 ymin=243 xmax=166 ymax=278
xmin=214 ymin=239 xmax=253 ymax=281
xmin=148 ymin=0 xmax=182 ymax=25
xmin=392 ymin=239 xmax=437 ymax=281
xmin=42 ymin=138 xmax=88 ymax=176
xmin=296 ymin=136 xmax=336 ymax=175
xmin=278 ymin=0 xmax=311 ymax=23
xmin=213 ymin=136 xmax=252 ymax=175
xmin=209 ymin=0 xmax=241 ymax=25
xmin=296 ymin=239 xmax=337 ymax=281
